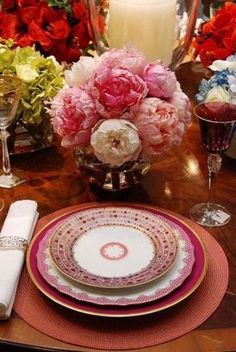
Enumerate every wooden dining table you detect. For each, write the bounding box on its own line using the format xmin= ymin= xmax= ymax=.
xmin=0 ymin=61 xmax=236 ymax=352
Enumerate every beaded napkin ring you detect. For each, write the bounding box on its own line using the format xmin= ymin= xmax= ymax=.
xmin=0 ymin=236 xmax=28 ymax=251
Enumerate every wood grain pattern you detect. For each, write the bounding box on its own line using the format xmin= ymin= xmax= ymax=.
xmin=0 ymin=62 xmax=236 ymax=351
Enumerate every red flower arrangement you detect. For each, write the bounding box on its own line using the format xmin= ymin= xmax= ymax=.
xmin=0 ymin=0 xmax=96 ymax=63
xmin=193 ymin=1 xmax=236 ymax=67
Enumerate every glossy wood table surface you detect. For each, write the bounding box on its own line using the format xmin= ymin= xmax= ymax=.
xmin=0 ymin=62 xmax=236 ymax=352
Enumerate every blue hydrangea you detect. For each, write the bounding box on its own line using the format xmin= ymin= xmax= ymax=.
xmin=196 ymin=56 xmax=236 ymax=103
xmin=196 ymin=79 xmax=212 ymax=102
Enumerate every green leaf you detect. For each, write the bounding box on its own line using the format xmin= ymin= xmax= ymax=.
xmin=47 ymin=0 xmax=73 ymax=16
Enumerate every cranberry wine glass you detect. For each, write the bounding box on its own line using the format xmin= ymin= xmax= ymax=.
xmin=189 ymin=101 xmax=236 ymax=227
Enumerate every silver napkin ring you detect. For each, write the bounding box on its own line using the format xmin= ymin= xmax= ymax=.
xmin=0 ymin=236 xmax=28 ymax=251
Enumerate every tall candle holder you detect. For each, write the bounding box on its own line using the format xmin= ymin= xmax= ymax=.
xmin=85 ymin=0 xmax=200 ymax=69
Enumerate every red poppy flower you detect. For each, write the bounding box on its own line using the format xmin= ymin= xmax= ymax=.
xmin=49 ymin=39 xmax=82 ymax=63
xmin=18 ymin=0 xmax=40 ymax=7
xmin=193 ymin=2 xmax=236 ymax=67
xmin=28 ymin=3 xmax=70 ymax=51
xmin=72 ymin=21 xmax=91 ymax=49
xmin=49 ymin=20 xmax=91 ymax=63
xmin=0 ymin=12 xmax=34 ymax=46
xmin=72 ymin=2 xmax=88 ymax=19
xmin=1 ymin=0 xmax=18 ymax=12
xmin=0 ymin=0 xmax=93 ymax=63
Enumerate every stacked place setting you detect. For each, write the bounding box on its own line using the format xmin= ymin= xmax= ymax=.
xmin=27 ymin=204 xmax=208 ymax=317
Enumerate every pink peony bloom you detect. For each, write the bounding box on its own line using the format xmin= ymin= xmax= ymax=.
xmin=167 ymin=91 xmax=192 ymax=126
xmin=88 ymin=66 xmax=148 ymax=118
xmin=100 ymin=44 xmax=147 ymax=75
xmin=64 ymin=56 xmax=100 ymax=87
xmin=132 ymin=97 xmax=185 ymax=160
xmin=49 ymin=45 xmax=190 ymax=161
xmin=48 ymin=87 xmax=99 ymax=148
xmin=143 ymin=61 xmax=177 ymax=98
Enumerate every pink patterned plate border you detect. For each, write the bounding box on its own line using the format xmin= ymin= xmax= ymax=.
xmin=37 ymin=215 xmax=195 ymax=306
xmin=26 ymin=204 xmax=207 ymax=317
xmin=49 ymin=207 xmax=177 ymax=288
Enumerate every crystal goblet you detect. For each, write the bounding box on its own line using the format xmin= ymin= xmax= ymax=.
xmin=189 ymin=101 xmax=236 ymax=227
xmin=86 ymin=0 xmax=200 ymax=69
xmin=0 ymin=75 xmax=25 ymax=188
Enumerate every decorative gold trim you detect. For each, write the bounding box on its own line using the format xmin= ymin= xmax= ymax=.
xmin=26 ymin=202 xmax=208 ymax=318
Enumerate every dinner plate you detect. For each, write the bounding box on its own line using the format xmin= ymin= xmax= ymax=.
xmin=49 ymin=207 xmax=177 ymax=288
xmin=26 ymin=204 xmax=207 ymax=317
xmin=37 ymin=214 xmax=194 ymax=305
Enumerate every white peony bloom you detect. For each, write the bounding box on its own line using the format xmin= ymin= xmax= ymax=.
xmin=90 ymin=119 xmax=141 ymax=167
xmin=209 ymin=60 xmax=236 ymax=72
xmin=65 ymin=56 xmax=100 ymax=87
xmin=205 ymin=86 xmax=231 ymax=103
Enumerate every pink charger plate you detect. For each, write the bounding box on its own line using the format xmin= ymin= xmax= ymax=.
xmin=27 ymin=203 xmax=207 ymax=318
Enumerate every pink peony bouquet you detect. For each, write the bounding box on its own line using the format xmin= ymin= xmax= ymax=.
xmin=48 ymin=45 xmax=191 ymax=167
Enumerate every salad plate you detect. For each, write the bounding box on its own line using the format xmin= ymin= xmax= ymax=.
xmin=49 ymin=207 xmax=177 ymax=288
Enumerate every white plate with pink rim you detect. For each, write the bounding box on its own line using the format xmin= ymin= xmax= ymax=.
xmin=48 ymin=207 xmax=178 ymax=289
xmin=36 ymin=211 xmax=195 ymax=306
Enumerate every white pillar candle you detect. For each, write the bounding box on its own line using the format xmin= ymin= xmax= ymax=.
xmin=109 ymin=0 xmax=177 ymax=64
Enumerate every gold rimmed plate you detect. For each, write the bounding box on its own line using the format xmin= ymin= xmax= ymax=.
xmin=49 ymin=206 xmax=178 ymax=289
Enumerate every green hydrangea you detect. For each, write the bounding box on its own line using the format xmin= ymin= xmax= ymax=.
xmin=0 ymin=42 xmax=65 ymax=124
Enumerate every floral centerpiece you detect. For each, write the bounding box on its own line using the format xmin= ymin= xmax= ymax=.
xmin=193 ymin=1 xmax=236 ymax=103
xmin=48 ymin=45 xmax=191 ymax=190
xmin=193 ymin=0 xmax=236 ymax=159
xmin=196 ymin=55 xmax=236 ymax=103
xmin=192 ymin=1 xmax=236 ymax=67
xmin=195 ymin=55 xmax=236 ymax=159
xmin=0 ymin=39 xmax=65 ymax=153
xmin=0 ymin=0 xmax=94 ymax=63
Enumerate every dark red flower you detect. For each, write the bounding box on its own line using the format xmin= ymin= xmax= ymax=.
xmin=72 ymin=21 xmax=91 ymax=49
xmin=0 ymin=0 xmax=93 ymax=63
xmin=48 ymin=20 xmax=91 ymax=63
xmin=18 ymin=5 xmax=38 ymax=25
xmin=28 ymin=3 xmax=70 ymax=51
xmin=49 ymin=39 xmax=82 ymax=63
xmin=72 ymin=2 xmax=88 ymax=19
xmin=0 ymin=12 xmax=34 ymax=46
xmin=1 ymin=0 xmax=18 ymax=12
xmin=193 ymin=2 xmax=236 ymax=67
xmin=18 ymin=0 xmax=40 ymax=7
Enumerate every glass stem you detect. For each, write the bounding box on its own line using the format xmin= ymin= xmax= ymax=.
xmin=207 ymin=153 xmax=222 ymax=209
xmin=0 ymin=128 xmax=11 ymax=176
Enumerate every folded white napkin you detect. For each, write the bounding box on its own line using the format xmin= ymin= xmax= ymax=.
xmin=0 ymin=200 xmax=38 ymax=319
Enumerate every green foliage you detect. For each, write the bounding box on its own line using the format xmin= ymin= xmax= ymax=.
xmin=0 ymin=43 xmax=65 ymax=124
xmin=47 ymin=0 xmax=73 ymax=16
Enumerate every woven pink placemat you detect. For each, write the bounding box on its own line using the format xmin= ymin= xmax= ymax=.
xmin=14 ymin=204 xmax=229 ymax=350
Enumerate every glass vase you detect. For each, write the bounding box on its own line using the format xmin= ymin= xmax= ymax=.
xmin=74 ymin=146 xmax=151 ymax=191
xmin=84 ymin=0 xmax=200 ymax=69
xmin=7 ymin=113 xmax=54 ymax=154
